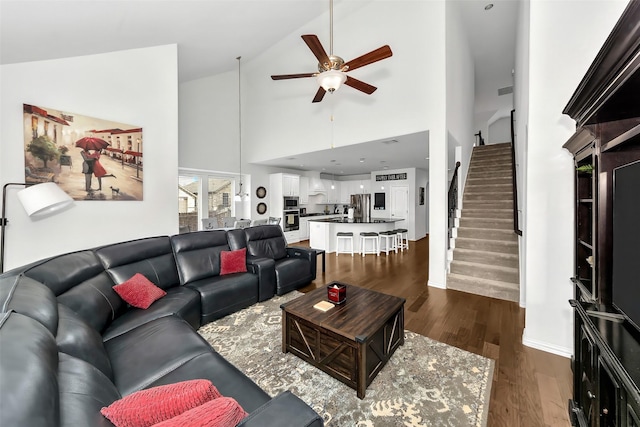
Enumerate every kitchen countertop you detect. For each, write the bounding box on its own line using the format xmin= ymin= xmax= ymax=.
xmin=300 ymin=213 xmax=346 ymax=217
xmin=308 ymin=218 xmax=402 ymax=223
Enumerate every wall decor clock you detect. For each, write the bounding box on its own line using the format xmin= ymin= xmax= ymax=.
xmin=256 ymin=186 xmax=267 ymax=199
xmin=256 ymin=202 xmax=267 ymax=215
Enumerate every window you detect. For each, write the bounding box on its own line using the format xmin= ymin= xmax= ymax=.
xmin=178 ymin=172 xmax=237 ymax=231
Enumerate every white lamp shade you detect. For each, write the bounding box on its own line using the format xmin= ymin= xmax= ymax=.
xmin=16 ymin=182 xmax=74 ymax=217
xmin=316 ymin=70 xmax=347 ymax=92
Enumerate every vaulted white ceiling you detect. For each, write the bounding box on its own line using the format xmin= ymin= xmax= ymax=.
xmin=0 ymin=0 xmax=519 ymax=175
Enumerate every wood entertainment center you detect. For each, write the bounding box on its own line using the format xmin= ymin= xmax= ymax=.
xmin=563 ymin=2 xmax=640 ymax=426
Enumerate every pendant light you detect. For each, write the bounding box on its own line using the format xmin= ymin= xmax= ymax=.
xmin=235 ymin=56 xmax=248 ymax=201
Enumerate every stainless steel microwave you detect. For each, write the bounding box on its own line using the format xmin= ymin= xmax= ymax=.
xmin=284 ymin=196 xmax=299 ymax=209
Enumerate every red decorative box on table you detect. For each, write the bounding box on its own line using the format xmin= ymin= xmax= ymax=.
xmin=327 ymin=282 xmax=346 ymax=304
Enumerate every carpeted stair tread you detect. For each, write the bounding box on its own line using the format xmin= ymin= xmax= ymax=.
xmin=452 ymin=248 xmax=519 ymax=268
xmin=461 ymin=209 xmax=513 ymax=219
xmin=450 ymin=259 xmax=519 ymax=283
xmin=457 ymin=227 xmax=518 ymax=241
xmin=462 ymin=200 xmax=514 ymax=210
xmin=446 ymin=273 xmax=519 ymax=302
xmin=459 ymin=217 xmax=513 ymax=230
xmin=464 ymin=193 xmax=513 ymax=201
xmin=454 ymin=237 xmax=518 ymax=254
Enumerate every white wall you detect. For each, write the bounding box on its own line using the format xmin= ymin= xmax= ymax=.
xmin=523 ymin=0 xmax=627 ymax=356
xmin=369 ymin=167 xmax=427 ymax=241
xmin=514 ymin=0 xmax=530 ymax=307
xmin=488 ymin=116 xmax=511 ymax=144
xmin=0 ymin=45 xmax=179 ymax=270
xmin=444 ymin=0 xmax=475 ymax=284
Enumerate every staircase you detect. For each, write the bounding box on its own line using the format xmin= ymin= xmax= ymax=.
xmin=447 ymin=142 xmax=520 ymax=302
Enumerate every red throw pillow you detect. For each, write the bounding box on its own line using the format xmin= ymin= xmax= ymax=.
xmin=101 ymin=379 xmax=222 ymax=427
xmin=220 ymin=248 xmax=247 ymax=275
xmin=113 ymin=273 xmax=167 ymax=309
xmin=152 ymin=397 xmax=248 ymax=427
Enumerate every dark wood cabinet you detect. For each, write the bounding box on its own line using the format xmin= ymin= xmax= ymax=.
xmin=563 ymin=2 xmax=640 ymax=426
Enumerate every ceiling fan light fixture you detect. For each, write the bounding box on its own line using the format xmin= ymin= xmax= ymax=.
xmin=316 ymin=69 xmax=346 ymax=92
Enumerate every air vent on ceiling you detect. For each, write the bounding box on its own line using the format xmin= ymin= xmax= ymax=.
xmin=498 ymin=86 xmax=513 ymax=96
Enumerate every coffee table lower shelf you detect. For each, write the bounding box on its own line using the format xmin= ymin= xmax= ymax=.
xmin=282 ymin=307 xmax=404 ymax=399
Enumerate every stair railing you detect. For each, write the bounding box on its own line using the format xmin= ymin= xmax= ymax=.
xmin=511 ymin=109 xmax=522 ymax=236
xmin=474 ymin=131 xmax=485 ymax=146
xmin=447 ymin=161 xmax=462 ymax=249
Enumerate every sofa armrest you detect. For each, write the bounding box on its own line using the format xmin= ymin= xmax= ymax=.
xmin=286 ymin=247 xmax=317 ymax=280
xmin=238 ymin=391 xmax=323 ymax=427
xmin=246 ymin=256 xmax=276 ymax=302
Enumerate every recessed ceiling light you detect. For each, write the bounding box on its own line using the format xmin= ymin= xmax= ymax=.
xmin=484 ymin=3 xmax=493 ymax=10
xmin=330 ymin=159 xmax=336 ymax=163
xmin=286 ymin=157 xmax=296 ymax=160
xmin=380 ymin=160 xmax=386 ymax=164
xmin=425 ymin=157 xmax=429 ymax=160
xmin=383 ymin=166 xmax=389 ymax=170
xmin=335 ymin=163 xmax=341 ymax=166
xmin=359 ymin=158 xmax=365 ymax=163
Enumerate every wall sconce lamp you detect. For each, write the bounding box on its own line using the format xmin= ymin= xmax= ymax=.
xmin=1 ymin=182 xmax=74 ymax=273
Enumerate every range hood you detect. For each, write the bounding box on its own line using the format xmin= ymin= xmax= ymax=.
xmin=307 ymin=172 xmax=326 ymax=194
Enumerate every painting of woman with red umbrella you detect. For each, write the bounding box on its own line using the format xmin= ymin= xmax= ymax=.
xmin=23 ymin=104 xmax=143 ymax=201
xmin=76 ymin=137 xmax=116 ymax=192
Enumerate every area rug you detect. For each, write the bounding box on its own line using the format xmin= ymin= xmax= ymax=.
xmin=198 ymin=292 xmax=494 ymax=426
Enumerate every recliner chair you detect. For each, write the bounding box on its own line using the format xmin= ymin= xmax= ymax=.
xmin=227 ymin=225 xmax=316 ymax=296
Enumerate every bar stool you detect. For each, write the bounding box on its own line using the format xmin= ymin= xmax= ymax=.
xmin=394 ymin=228 xmax=409 ymax=252
xmin=336 ymin=232 xmax=354 ymax=257
xmin=360 ymin=232 xmax=380 ymax=257
xmin=379 ymin=230 xmax=398 ymax=255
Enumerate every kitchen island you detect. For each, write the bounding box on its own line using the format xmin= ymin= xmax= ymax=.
xmin=309 ymin=218 xmax=404 ymax=254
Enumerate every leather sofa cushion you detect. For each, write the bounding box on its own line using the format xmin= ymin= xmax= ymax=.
xmin=57 ymin=304 xmax=113 ymax=380
xmin=57 ymin=271 xmax=125 ymax=333
xmin=104 ymin=315 xmax=215 ymax=396
xmin=24 ymin=250 xmax=125 ymax=333
xmin=102 ymin=286 xmax=201 ymax=342
xmin=58 ymin=353 xmax=120 ymax=427
xmin=96 ymin=237 xmax=181 ymax=291
xmin=0 ymin=312 xmax=60 ymax=427
xmin=186 ymin=273 xmax=258 ymax=324
xmin=24 ymin=250 xmax=105 ymax=296
xmin=171 ymin=230 xmax=229 ymax=284
xmin=274 ymin=258 xmax=312 ymax=295
xmin=243 ymin=226 xmax=287 ymax=261
xmin=0 ymin=274 xmax=58 ymax=335
xmin=147 ymin=352 xmax=271 ymax=414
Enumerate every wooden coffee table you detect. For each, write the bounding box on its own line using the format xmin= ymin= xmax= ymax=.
xmin=281 ymin=283 xmax=405 ymax=399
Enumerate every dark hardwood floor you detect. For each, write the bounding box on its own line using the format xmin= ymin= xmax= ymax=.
xmin=297 ymin=236 xmax=572 ymax=427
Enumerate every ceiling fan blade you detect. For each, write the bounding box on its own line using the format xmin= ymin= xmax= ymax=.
xmin=343 ymin=45 xmax=393 ymax=72
xmin=344 ymin=76 xmax=377 ymax=94
xmin=312 ymin=87 xmax=327 ymax=103
xmin=271 ymin=73 xmax=316 ymax=80
xmin=302 ymin=34 xmax=331 ymax=69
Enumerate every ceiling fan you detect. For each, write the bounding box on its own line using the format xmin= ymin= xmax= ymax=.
xmin=270 ymin=0 xmax=392 ymax=103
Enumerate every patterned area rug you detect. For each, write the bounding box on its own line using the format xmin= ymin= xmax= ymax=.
xmin=198 ymin=292 xmax=494 ymax=426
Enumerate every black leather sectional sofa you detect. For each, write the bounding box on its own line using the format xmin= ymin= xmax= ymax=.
xmin=0 ymin=225 xmax=322 ymax=427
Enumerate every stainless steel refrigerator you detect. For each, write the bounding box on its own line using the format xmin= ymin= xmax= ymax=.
xmin=350 ymin=194 xmax=371 ymax=222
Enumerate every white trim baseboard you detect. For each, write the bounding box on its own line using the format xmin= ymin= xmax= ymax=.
xmin=428 ymin=279 xmax=446 ymax=289
xmin=522 ymin=328 xmax=573 ymax=358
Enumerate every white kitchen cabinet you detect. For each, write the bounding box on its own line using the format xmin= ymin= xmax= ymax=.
xmin=283 ymin=174 xmax=299 ymax=197
xmin=299 ymin=217 xmax=310 ymax=240
xmin=284 ymin=230 xmax=300 ymax=244
xmin=321 ymin=179 xmax=341 ymax=203
xmin=340 ymin=182 xmax=351 ymax=204
xmin=299 ymin=176 xmax=309 ymax=204
xmin=328 ymin=181 xmax=340 ymax=203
